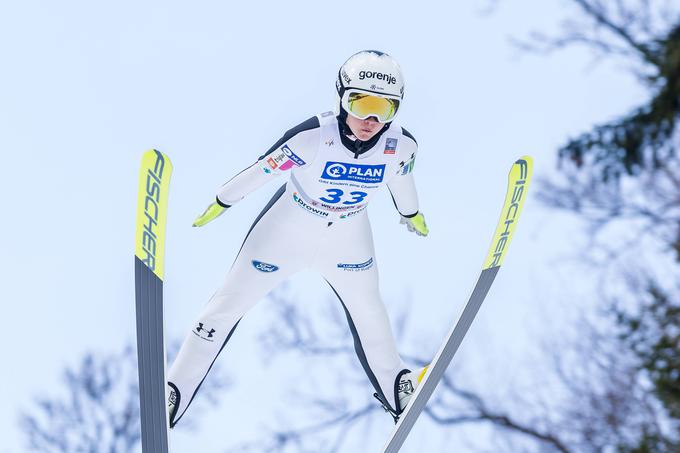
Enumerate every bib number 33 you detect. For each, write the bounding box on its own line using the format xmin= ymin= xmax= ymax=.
xmin=319 ymin=189 xmax=367 ymax=205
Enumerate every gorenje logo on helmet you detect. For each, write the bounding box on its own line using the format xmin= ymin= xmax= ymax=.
xmin=358 ymin=70 xmax=397 ymax=84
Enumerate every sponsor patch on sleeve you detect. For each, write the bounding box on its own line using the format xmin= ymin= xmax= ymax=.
xmin=279 ymin=144 xmax=306 ymax=170
xmin=260 ymin=144 xmax=306 ymax=172
xmin=398 ymin=153 xmax=416 ymax=175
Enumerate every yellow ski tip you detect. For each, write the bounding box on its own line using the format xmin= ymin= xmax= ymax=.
xmin=135 ymin=149 xmax=173 ymax=279
xmin=482 ymin=156 xmax=533 ymax=269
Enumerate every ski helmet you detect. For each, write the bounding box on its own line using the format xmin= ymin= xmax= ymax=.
xmin=336 ymin=50 xmax=405 ymax=123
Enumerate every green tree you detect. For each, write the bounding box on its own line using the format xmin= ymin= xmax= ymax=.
xmin=534 ymin=0 xmax=680 ymax=450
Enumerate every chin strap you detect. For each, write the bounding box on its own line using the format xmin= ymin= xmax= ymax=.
xmin=337 ymin=109 xmax=390 ymax=159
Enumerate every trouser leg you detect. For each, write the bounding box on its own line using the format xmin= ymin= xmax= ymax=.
xmin=168 ymin=186 xmax=308 ymax=424
xmin=317 ymin=216 xmax=405 ymax=412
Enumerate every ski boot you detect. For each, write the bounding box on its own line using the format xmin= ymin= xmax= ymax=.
xmin=375 ymin=366 xmax=429 ymax=423
xmin=167 ymin=383 xmax=179 ymax=428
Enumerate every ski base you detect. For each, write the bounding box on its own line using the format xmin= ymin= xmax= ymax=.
xmin=134 ymin=149 xmax=172 ymax=452
xmin=135 ymin=257 xmax=170 ymax=452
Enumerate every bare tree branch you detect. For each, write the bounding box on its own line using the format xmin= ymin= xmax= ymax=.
xmin=20 ymin=343 xmax=231 ymax=452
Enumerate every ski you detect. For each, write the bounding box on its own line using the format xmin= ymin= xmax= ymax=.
xmin=382 ymin=156 xmax=533 ymax=452
xmin=135 ymin=149 xmax=173 ymax=453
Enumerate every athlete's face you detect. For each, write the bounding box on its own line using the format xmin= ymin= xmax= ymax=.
xmin=345 ymin=114 xmax=383 ymax=141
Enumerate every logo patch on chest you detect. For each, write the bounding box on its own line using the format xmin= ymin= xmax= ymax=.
xmin=384 ymin=138 xmax=397 ymax=154
xmin=321 ymin=162 xmax=386 ymax=183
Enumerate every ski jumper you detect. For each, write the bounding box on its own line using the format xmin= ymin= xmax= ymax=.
xmin=168 ymin=111 xmax=420 ymax=425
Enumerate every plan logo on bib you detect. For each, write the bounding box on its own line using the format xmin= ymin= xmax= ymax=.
xmin=321 ymin=162 xmax=385 ymax=183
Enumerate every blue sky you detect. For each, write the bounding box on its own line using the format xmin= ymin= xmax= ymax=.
xmin=0 ymin=1 xmax=647 ymax=451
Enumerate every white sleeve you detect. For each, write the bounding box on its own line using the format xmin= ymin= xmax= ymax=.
xmin=216 ymin=162 xmax=277 ymax=206
xmin=216 ymin=116 xmax=321 ymax=206
xmin=387 ymin=171 xmax=419 ymax=217
xmin=256 ymin=126 xmax=320 ymax=176
xmin=387 ymin=133 xmax=419 ymax=216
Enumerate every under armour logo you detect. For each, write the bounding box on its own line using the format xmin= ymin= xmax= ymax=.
xmin=193 ymin=322 xmax=216 ymax=341
xmin=196 ymin=323 xmax=215 ymax=337
xmin=325 ymin=138 xmax=334 ymax=147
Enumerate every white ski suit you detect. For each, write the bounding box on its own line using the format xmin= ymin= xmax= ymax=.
xmin=168 ymin=111 xmax=421 ymax=425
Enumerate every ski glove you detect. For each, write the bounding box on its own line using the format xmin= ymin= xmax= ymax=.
xmin=193 ymin=201 xmax=228 ymax=227
xmin=400 ymin=212 xmax=429 ymax=237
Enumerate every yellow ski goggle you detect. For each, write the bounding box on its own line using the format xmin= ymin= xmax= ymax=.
xmin=342 ymin=90 xmax=400 ymax=123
